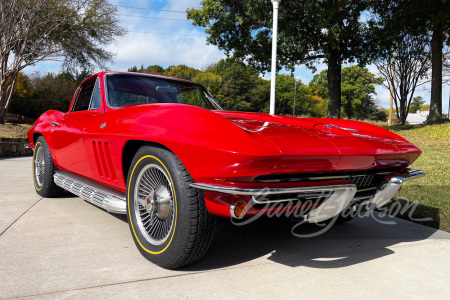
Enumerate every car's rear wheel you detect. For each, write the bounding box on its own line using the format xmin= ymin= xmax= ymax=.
xmin=33 ymin=136 xmax=64 ymax=197
xmin=127 ymin=146 xmax=216 ymax=269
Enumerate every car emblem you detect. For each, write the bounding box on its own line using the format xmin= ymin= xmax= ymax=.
xmin=100 ymin=122 xmax=107 ymax=129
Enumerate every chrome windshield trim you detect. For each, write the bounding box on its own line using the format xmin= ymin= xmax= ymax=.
xmin=103 ymin=72 xmax=222 ymax=110
xmin=190 ymin=182 xmax=356 ymax=196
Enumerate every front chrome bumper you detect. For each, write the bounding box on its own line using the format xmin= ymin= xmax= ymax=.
xmin=190 ymin=169 xmax=425 ymax=222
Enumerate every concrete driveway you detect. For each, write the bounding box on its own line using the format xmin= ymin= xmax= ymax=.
xmin=1 ymin=156 xmax=449 ymax=299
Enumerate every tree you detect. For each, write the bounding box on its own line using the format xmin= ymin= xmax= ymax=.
xmin=370 ymin=0 xmax=450 ymax=123
xmin=193 ymin=72 xmax=223 ymax=97
xmin=309 ymin=66 xmax=383 ymax=120
xmin=273 ymin=74 xmax=324 ymax=117
xmin=275 ymin=74 xmax=297 ymax=115
xmin=340 ymin=66 xmax=384 ymax=120
xmin=206 ymin=57 xmax=269 ymax=112
xmin=294 ymin=83 xmax=326 ymax=117
xmin=421 ymin=104 xmax=431 ymax=111
xmin=187 ymin=0 xmax=371 ymax=119
xmin=9 ymin=71 xmax=79 ymax=118
xmin=375 ymin=35 xmax=430 ymax=125
xmin=12 ymin=73 xmax=34 ymax=100
xmin=410 ymin=96 xmax=426 ymax=113
xmin=164 ymin=65 xmax=200 ymax=81
xmin=0 ymin=0 xmax=124 ymax=123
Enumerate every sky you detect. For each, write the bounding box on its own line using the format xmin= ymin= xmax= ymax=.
xmin=24 ymin=0 xmax=450 ymax=114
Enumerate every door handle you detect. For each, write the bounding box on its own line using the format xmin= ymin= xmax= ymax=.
xmin=50 ymin=122 xmax=61 ymax=127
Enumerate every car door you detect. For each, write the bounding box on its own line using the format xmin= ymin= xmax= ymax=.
xmin=51 ymin=76 xmax=103 ymax=177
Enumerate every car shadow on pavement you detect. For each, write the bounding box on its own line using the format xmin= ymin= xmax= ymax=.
xmin=183 ymin=212 xmax=444 ymax=271
xmin=90 ymin=199 xmax=444 ymax=271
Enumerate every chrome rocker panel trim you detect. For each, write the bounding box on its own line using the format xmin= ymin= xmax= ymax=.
xmin=54 ymin=172 xmax=126 ymax=214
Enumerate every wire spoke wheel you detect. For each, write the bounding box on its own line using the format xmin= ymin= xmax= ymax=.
xmin=34 ymin=146 xmax=45 ymax=187
xmin=134 ymin=164 xmax=175 ymax=245
xmin=127 ymin=146 xmax=216 ymax=269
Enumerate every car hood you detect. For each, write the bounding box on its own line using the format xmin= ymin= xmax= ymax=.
xmin=214 ymin=111 xmax=421 ymax=171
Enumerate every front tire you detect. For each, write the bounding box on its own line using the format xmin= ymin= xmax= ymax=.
xmin=33 ymin=136 xmax=64 ymax=197
xmin=127 ymin=146 xmax=216 ymax=269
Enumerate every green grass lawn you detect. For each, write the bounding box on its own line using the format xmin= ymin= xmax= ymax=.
xmin=385 ymin=123 xmax=450 ymax=232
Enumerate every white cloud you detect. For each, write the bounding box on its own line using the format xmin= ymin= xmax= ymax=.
xmin=107 ymin=30 xmax=225 ymax=71
xmin=105 ymin=0 xmax=225 ymax=71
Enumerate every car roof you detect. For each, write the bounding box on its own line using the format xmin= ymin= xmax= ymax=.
xmin=97 ymin=71 xmax=196 ymax=84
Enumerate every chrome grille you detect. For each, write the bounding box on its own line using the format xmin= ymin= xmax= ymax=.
xmin=348 ymin=174 xmax=375 ymax=189
xmin=252 ymin=190 xmax=333 ymax=204
xmin=254 ymin=170 xmax=391 ymax=192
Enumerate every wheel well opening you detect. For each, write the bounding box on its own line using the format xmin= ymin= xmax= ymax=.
xmin=122 ymin=140 xmax=172 ymax=183
xmin=33 ymin=133 xmax=42 ymax=144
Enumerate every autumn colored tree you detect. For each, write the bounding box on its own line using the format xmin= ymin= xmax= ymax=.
xmin=193 ymin=72 xmax=223 ymax=97
xmin=0 ymin=0 xmax=124 ymax=123
xmin=12 ymin=73 xmax=34 ymax=99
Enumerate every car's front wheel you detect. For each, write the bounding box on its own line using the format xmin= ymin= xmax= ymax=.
xmin=126 ymin=146 xmax=216 ymax=269
xmin=33 ymin=136 xmax=64 ymax=197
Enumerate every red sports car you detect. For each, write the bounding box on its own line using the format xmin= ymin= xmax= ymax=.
xmin=28 ymin=71 xmax=424 ymax=268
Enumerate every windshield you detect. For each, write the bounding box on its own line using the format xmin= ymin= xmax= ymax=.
xmin=106 ymin=74 xmax=221 ymax=110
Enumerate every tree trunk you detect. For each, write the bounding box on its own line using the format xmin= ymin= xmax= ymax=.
xmin=0 ymin=108 xmax=7 ymax=124
xmin=0 ymin=71 xmax=19 ymax=124
xmin=327 ymin=49 xmax=341 ymax=118
xmin=428 ymin=18 xmax=443 ymax=124
xmin=0 ymin=84 xmax=7 ymax=124
xmin=400 ymin=94 xmax=407 ymax=125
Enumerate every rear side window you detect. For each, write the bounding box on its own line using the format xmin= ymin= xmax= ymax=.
xmin=72 ymin=77 xmax=99 ymax=112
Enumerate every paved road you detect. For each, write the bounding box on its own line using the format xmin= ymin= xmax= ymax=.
xmin=1 ymin=156 xmax=449 ymax=299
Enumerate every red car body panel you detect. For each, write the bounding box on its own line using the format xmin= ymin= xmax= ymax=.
xmin=28 ymin=71 xmax=422 ymax=218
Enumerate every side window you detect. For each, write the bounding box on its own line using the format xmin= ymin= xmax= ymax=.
xmin=89 ymin=78 xmax=101 ymax=110
xmin=72 ymin=77 xmax=97 ymax=112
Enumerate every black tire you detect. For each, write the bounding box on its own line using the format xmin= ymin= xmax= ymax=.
xmin=126 ymin=146 xmax=216 ymax=269
xmin=33 ymin=136 xmax=64 ymax=197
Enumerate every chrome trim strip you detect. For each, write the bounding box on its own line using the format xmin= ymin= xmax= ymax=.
xmin=103 ymin=72 xmax=222 ymax=110
xmin=54 ymin=172 xmax=126 ymax=214
xmin=354 ymin=186 xmax=377 ymax=192
xmin=252 ymin=196 xmax=324 ymax=204
xmin=402 ymin=169 xmax=426 ymax=181
xmin=255 ymin=171 xmax=392 ymax=183
xmin=190 ymin=182 xmax=356 ymax=196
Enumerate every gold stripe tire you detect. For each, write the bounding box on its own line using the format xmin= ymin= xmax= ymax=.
xmin=33 ymin=136 xmax=64 ymax=198
xmin=126 ymin=146 xmax=216 ymax=269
